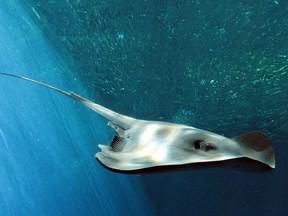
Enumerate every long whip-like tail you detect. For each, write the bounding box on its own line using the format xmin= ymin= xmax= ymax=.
xmin=0 ymin=72 xmax=70 ymax=97
xmin=0 ymin=72 xmax=135 ymax=129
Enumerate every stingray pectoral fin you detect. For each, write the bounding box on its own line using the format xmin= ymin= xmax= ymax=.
xmin=96 ymin=152 xmax=121 ymax=170
xmin=98 ymin=144 xmax=112 ymax=153
xmin=233 ymin=131 xmax=275 ymax=168
xmin=95 ymin=152 xmax=147 ymax=171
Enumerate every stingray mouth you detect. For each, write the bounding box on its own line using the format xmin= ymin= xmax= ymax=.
xmin=110 ymin=135 xmax=126 ymax=152
xmin=107 ymin=121 xmax=127 ymax=152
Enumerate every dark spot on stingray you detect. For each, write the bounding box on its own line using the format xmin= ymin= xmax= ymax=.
xmin=193 ymin=140 xmax=202 ymax=149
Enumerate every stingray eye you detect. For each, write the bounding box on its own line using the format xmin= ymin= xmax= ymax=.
xmin=193 ymin=140 xmax=203 ymax=149
xmin=202 ymin=142 xmax=216 ymax=151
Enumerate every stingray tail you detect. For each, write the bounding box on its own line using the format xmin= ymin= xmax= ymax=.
xmin=233 ymin=131 xmax=275 ymax=168
xmin=68 ymin=92 xmax=135 ymax=129
xmin=0 ymin=72 xmax=135 ymax=129
xmin=0 ymin=72 xmax=70 ymax=97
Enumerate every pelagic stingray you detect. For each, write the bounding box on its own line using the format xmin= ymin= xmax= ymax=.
xmin=0 ymin=72 xmax=275 ymax=172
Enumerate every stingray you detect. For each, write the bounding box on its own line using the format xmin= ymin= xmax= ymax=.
xmin=0 ymin=72 xmax=275 ymax=172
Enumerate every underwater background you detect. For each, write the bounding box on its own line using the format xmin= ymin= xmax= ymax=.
xmin=0 ymin=0 xmax=287 ymax=215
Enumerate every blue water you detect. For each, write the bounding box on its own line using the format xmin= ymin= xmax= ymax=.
xmin=1 ymin=0 xmax=288 ymax=216
xmin=0 ymin=1 xmax=152 ymax=215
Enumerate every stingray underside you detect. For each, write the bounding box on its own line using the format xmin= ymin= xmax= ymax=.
xmin=95 ymin=124 xmax=275 ymax=173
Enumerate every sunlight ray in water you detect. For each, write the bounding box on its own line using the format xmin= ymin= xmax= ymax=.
xmin=0 ymin=128 xmax=9 ymax=150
